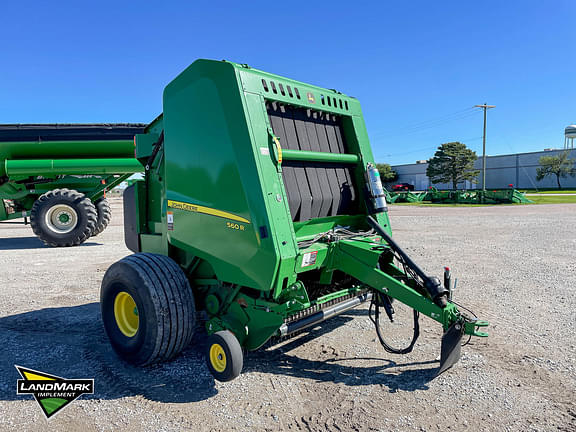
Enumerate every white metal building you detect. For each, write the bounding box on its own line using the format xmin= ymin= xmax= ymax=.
xmin=391 ymin=148 xmax=576 ymax=190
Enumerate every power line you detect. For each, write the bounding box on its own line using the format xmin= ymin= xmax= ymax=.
xmin=374 ymin=107 xmax=481 ymax=138
xmin=376 ymin=136 xmax=485 ymax=158
xmin=377 ymin=111 xmax=482 ymax=138
xmin=378 ymin=145 xmax=440 ymax=158
xmin=378 ymin=107 xmax=475 ymax=132
xmin=459 ymin=135 xmax=485 ymax=141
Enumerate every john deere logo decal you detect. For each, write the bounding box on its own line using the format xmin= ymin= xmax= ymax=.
xmin=15 ymin=366 xmax=94 ymax=419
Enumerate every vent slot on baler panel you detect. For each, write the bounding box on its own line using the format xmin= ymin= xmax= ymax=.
xmin=267 ymin=102 xmax=358 ymax=222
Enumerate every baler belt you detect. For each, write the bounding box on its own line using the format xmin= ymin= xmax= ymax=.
xmin=267 ymin=102 xmax=357 ymax=222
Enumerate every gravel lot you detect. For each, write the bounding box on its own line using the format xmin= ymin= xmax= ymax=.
xmin=0 ymin=199 xmax=574 ymax=431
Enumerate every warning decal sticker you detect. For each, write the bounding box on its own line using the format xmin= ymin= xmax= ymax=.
xmin=167 ymin=211 xmax=174 ymax=230
xmin=301 ymin=251 xmax=318 ymax=267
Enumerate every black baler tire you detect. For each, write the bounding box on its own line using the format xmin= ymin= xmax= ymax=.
xmin=100 ymin=253 xmax=196 ymax=366
xmin=205 ymin=330 xmax=244 ymax=382
xmin=92 ymin=197 xmax=112 ymax=237
xmin=30 ymin=188 xmax=97 ymax=247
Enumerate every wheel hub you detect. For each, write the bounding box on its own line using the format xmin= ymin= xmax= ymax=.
xmin=58 ymin=213 xmax=70 ymax=223
xmin=209 ymin=343 xmax=227 ymax=372
xmin=45 ymin=204 xmax=78 ymax=234
xmin=114 ymin=291 xmax=140 ymax=337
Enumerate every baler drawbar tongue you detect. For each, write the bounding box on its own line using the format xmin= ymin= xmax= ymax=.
xmin=331 ymin=217 xmax=489 ymax=374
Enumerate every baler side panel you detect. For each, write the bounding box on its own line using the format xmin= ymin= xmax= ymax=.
xmin=162 ymin=61 xmax=282 ymax=291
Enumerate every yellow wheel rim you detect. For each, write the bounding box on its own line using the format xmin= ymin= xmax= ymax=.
xmin=209 ymin=343 xmax=227 ymax=373
xmin=114 ymin=291 xmax=139 ymax=337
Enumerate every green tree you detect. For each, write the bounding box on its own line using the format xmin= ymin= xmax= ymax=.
xmin=426 ymin=142 xmax=479 ymax=189
xmin=536 ymin=151 xmax=576 ymax=189
xmin=375 ymin=163 xmax=398 ymax=182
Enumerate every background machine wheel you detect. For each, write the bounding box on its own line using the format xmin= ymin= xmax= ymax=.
xmin=205 ymin=330 xmax=244 ymax=382
xmin=100 ymin=253 xmax=196 ymax=366
xmin=91 ymin=197 xmax=112 ymax=237
xmin=30 ymin=188 xmax=97 ymax=247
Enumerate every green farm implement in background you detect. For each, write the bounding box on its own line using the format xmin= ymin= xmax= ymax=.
xmin=100 ymin=59 xmax=488 ymax=382
xmin=0 ymin=124 xmax=145 ymax=246
xmin=425 ymin=187 xmax=532 ymax=204
xmin=387 ymin=191 xmax=427 ymax=203
xmin=388 ymin=187 xmax=532 ymax=204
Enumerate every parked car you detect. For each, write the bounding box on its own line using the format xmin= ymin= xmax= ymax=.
xmin=391 ymin=183 xmax=415 ymax=192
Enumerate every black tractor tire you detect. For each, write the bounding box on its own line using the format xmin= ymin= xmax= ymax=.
xmin=30 ymin=188 xmax=97 ymax=247
xmin=100 ymin=253 xmax=196 ymax=366
xmin=205 ymin=330 xmax=244 ymax=382
xmin=91 ymin=197 xmax=111 ymax=237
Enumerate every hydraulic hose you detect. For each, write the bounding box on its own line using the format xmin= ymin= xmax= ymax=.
xmin=369 ymin=291 xmax=420 ymax=355
xmin=366 ymin=216 xmax=448 ymax=307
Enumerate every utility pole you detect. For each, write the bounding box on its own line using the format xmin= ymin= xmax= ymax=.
xmin=475 ymin=104 xmax=495 ymax=193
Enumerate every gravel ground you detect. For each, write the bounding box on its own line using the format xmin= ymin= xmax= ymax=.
xmin=0 ymin=199 xmax=574 ymax=431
